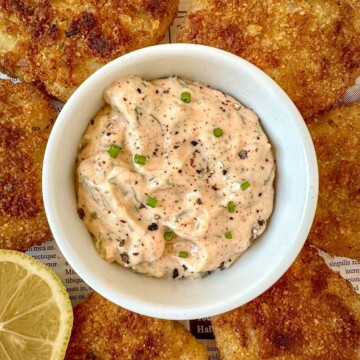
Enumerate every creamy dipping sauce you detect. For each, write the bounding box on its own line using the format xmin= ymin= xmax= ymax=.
xmin=76 ymin=76 xmax=275 ymax=279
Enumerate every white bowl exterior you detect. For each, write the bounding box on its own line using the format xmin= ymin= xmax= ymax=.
xmin=43 ymin=44 xmax=318 ymax=320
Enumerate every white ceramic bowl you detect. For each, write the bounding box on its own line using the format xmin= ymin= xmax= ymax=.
xmin=43 ymin=44 xmax=318 ymax=320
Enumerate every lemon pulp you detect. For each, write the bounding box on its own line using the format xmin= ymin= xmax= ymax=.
xmin=0 ymin=250 xmax=73 ymax=360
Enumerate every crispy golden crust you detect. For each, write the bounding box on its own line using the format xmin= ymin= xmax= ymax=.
xmin=177 ymin=0 xmax=360 ymax=120
xmin=65 ymin=292 xmax=208 ymax=360
xmin=0 ymin=79 xmax=56 ymax=251
xmin=0 ymin=0 xmax=179 ymax=102
xmin=211 ymin=244 xmax=360 ymax=359
xmin=307 ymin=101 xmax=360 ymax=261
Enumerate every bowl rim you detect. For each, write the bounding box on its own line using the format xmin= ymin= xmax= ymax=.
xmin=43 ymin=43 xmax=318 ymax=319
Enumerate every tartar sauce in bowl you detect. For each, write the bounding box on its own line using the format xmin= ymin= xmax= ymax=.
xmin=76 ymin=75 xmax=275 ymax=279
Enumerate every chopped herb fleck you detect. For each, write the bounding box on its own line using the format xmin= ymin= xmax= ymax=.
xmin=225 ymin=231 xmax=232 ymax=239
xmin=164 ymin=231 xmax=176 ymax=241
xmin=150 ymin=114 xmax=162 ymax=126
xmin=179 ymin=251 xmax=188 ymax=258
xmin=175 ymin=209 xmax=189 ymax=222
xmin=134 ymin=154 xmax=147 ymax=165
xmin=213 ymin=128 xmax=223 ymax=137
xmin=227 ymin=201 xmax=235 ymax=213
xmin=108 ymin=144 xmax=121 ymax=158
xmin=134 ymin=107 xmax=140 ymax=124
xmin=90 ymin=212 xmax=97 ymax=220
xmin=146 ymin=196 xmax=158 ymax=208
xmin=241 ymin=180 xmax=251 ymax=191
xmin=181 ymin=91 xmax=191 ymax=103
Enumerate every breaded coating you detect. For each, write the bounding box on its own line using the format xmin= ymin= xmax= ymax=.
xmin=177 ymin=0 xmax=360 ymax=120
xmin=211 ymin=244 xmax=360 ymax=359
xmin=0 ymin=79 xmax=56 ymax=251
xmin=65 ymin=292 xmax=208 ymax=360
xmin=0 ymin=0 xmax=179 ymax=102
xmin=307 ymin=102 xmax=360 ymax=261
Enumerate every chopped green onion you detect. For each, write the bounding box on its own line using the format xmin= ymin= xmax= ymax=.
xmin=146 ymin=196 xmax=158 ymax=208
xmin=134 ymin=154 xmax=147 ymax=165
xmin=241 ymin=180 xmax=251 ymax=191
xmin=179 ymin=251 xmax=188 ymax=258
xmin=225 ymin=231 xmax=232 ymax=239
xmin=181 ymin=91 xmax=191 ymax=103
xmin=227 ymin=201 xmax=235 ymax=213
xmin=164 ymin=231 xmax=176 ymax=241
xmin=108 ymin=144 xmax=121 ymax=158
xmin=213 ymin=128 xmax=223 ymax=137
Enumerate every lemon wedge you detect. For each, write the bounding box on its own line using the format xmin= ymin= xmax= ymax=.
xmin=0 ymin=250 xmax=73 ymax=359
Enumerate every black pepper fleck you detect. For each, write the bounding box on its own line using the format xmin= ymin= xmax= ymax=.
xmin=120 ymin=253 xmax=129 ymax=264
xmin=239 ymin=150 xmax=248 ymax=159
xmin=172 ymin=268 xmax=179 ymax=279
xmin=191 ymin=140 xmax=198 ymax=146
xmin=77 ymin=208 xmax=85 ymax=219
xmin=148 ymin=223 xmax=158 ymax=231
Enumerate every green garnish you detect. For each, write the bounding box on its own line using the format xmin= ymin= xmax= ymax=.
xmin=225 ymin=231 xmax=232 ymax=239
xmin=134 ymin=107 xmax=140 ymax=124
xmin=150 ymin=114 xmax=162 ymax=126
xmin=181 ymin=91 xmax=191 ymax=103
xmin=108 ymin=144 xmax=121 ymax=158
xmin=178 ymin=251 xmax=188 ymax=258
xmin=175 ymin=209 xmax=189 ymax=222
xmin=146 ymin=196 xmax=158 ymax=208
xmin=227 ymin=201 xmax=235 ymax=213
xmin=134 ymin=154 xmax=147 ymax=165
xmin=90 ymin=212 xmax=97 ymax=220
xmin=164 ymin=231 xmax=176 ymax=241
xmin=241 ymin=180 xmax=251 ymax=191
xmin=213 ymin=128 xmax=223 ymax=137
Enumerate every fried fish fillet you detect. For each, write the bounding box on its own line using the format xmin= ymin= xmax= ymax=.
xmin=0 ymin=0 xmax=179 ymax=102
xmin=65 ymin=292 xmax=208 ymax=360
xmin=211 ymin=244 xmax=360 ymax=359
xmin=307 ymin=101 xmax=360 ymax=261
xmin=177 ymin=0 xmax=360 ymax=120
xmin=0 ymin=79 xmax=56 ymax=251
